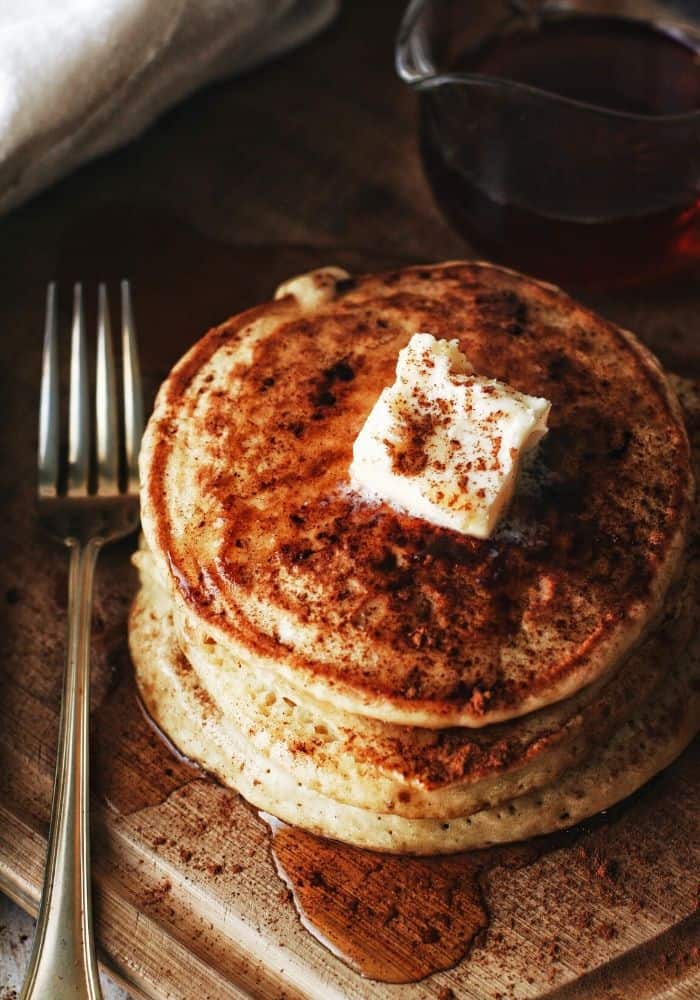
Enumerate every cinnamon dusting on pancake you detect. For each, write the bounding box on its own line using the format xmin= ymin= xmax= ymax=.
xmin=141 ymin=262 xmax=692 ymax=728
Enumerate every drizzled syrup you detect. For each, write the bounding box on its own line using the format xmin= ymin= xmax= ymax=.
xmin=421 ymin=13 xmax=700 ymax=285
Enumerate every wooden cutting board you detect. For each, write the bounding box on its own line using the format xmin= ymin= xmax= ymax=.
xmin=0 ymin=207 xmax=699 ymax=1000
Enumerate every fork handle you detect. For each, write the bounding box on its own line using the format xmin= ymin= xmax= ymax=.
xmin=21 ymin=539 xmax=103 ymax=1000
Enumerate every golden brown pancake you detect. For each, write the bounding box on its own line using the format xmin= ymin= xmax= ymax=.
xmin=129 ymin=545 xmax=700 ymax=854
xmin=140 ymin=262 xmax=693 ymax=728
xmin=132 ymin=538 xmax=697 ymax=821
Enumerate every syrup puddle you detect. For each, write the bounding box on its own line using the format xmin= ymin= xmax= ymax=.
xmin=260 ymin=812 xmax=587 ymax=983
xmin=92 ymin=662 xmax=201 ymax=816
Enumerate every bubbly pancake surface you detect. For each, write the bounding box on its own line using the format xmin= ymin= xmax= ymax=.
xmin=133 ymin=540 xmax=697 ymax=821
xmin=141 ymin=262 xmax=692 ymax=727
xmin=129 ymin=565 xmax=700 ymax=854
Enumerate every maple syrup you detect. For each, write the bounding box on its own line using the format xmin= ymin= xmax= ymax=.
xmin=420 ymin=14 xmax=700 ymax=285
xmin=263 ymin=815 xmax=594 ymax=983
xmin=91 ymin=647 xmax=202 ymax=815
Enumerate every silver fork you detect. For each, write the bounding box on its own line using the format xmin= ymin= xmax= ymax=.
xmin=22 ymin=282 xmax=143 ymax=1000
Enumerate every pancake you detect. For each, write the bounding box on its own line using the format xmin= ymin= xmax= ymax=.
xmin=130 ymin=566 xmax=700 ymax=855
xmin=132 ymin=540 xmax=697 ymax=821
xmin=140 ymin=262 xmax=693 ymax=728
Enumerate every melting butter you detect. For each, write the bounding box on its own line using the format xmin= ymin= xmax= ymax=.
xmin=350 ymin=333 xmax=550 ymax=538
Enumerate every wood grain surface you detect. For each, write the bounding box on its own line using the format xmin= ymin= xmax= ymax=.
xmin=0 ymin=2 xmax=699 ymax=997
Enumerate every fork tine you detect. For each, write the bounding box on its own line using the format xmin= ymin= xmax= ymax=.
xmin=96 ymin=284 xmax=119 ymax=492
xmin=67 ymin=283 xmax=90 ymax=495
xmin=121 ymin=280 xmax=143 ymax=492
xmin=38 ymin=283 xmax=59 ymax=496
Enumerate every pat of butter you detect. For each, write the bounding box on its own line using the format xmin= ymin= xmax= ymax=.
xmin=349 ymin=333 xmax=550 ymax=538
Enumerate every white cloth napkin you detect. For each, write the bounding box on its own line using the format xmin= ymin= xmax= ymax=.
xmin=0 ymin=0 xmax=339 ymax=214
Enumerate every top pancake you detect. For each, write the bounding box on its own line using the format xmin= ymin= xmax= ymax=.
xmin=140 ymin=262 xmax=692 ymax=728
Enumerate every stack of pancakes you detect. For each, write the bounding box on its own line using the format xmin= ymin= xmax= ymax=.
xmin=130 ymin=262 xmax=700 ymax=854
